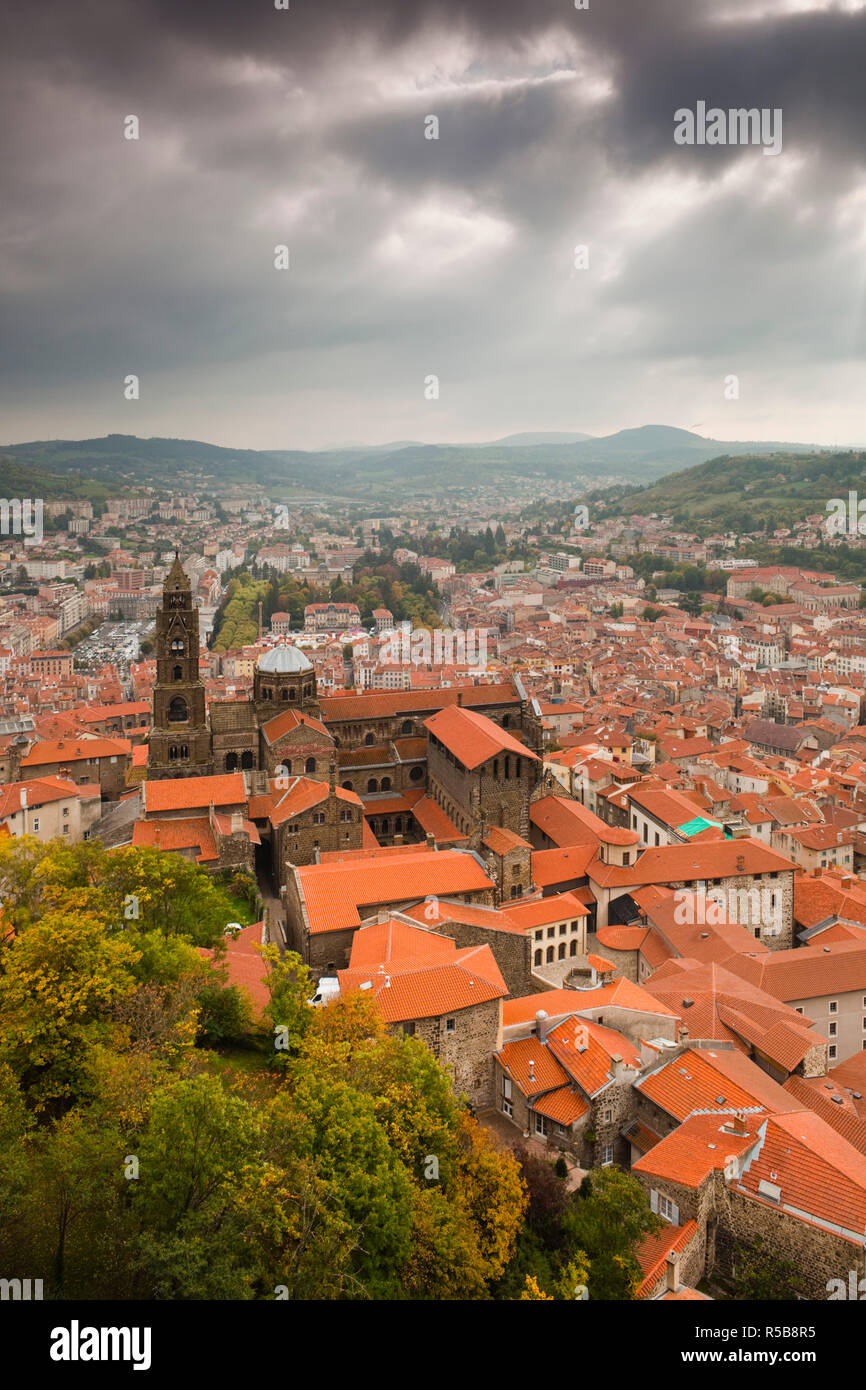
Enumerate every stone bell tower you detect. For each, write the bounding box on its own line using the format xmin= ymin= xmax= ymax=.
xmin=148 ymin=553 xmax=213 ymax=780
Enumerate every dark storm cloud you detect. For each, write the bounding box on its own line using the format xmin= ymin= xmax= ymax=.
xmin=1 ymin=0 xmax=865 ymax=448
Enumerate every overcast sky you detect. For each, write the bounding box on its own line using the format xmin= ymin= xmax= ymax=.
xmin=1 ymin=0 xmax=865 ymax=451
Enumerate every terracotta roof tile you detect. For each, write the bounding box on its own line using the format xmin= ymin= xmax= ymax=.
xmin=424 ymin=704 xmax=539 ymax=770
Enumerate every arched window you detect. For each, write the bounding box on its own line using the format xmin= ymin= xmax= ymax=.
xmin=516 ymin=757 xmax=521 ymax=777
xmin=180 ymin=744 xmax=188 ymax=759
xmin=381 ymin=776 xmax=391 ymax=792
xmin=169 ymin=745 xmax=178 ymax=760
xmin=409 ymin=766 xmax=423 ymax=782
xmin=168 ymin=696 xmax=188 ymax=722
xmin=241 ymin=751 xmax=254 ymax=770
xmin=364 ymin=732 xmax=375 ymax=746
xmin=401 ymin=720 xmax=413 ymax=735
xmin=173 ymin=665 xmax=182 ymax=681
xmin=504 ymin=756 xmax=511 ymax=779
xmin=170 ymin=638 xmax=184 ymax=655
xmin=493 ymin=758 xmax=499 ymax=777
xmin=381 ymin=818 xmax=390 ymax=835
xmin=558 ymin=942 xmax=566 ymax=960
xmin=534 ymin=949 xmax=542 ymax=967
xmin=281 ymin=688 xmax=289 ymax=702
xmin=394 ymin=817 xmax=403 ymax=834
xmin=502 ymin=714 xmax=511 ymax=729
xmin=225 ymin=752 xmax=238 ymax=771
xmin=305 ymin=757 xmax=316 ymax=774
xmin=262 ymin=688 xmax=272 ymax=701
xmin=569 ymin=939 xmax=578 ymax=957
xmin=342 ymin=780 xmax=354 ymax=791
xmin=289 ymin=687 xmax=296 ymax=701
xmin=367 ymin=778 xmax=378 ymax=793
xmin=546 ymin=946 xmax=555 ymax=964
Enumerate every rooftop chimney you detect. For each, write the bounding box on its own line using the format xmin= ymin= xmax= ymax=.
xmin=535 ymin=1008 xmax=550 ymax=1041
xmin=665 ymin=1251 xmax=682 ymax=1295
xmin=677 ymin=1025 xmax=689 ymax=1045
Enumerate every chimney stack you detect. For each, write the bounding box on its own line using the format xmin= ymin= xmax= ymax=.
xmin=677 ymin=1025 xmax=689 ymax=1045
xmin=665 ymin=1251 xmax=682 ymax=1295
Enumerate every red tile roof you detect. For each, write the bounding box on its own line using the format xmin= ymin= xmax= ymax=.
xmin=533 ymin=1086 xmax=589 ymax=1125
xmin=634 ymin=1112 xmax=758 ymax=1187
xmin=505 ymin=891 xmax=588 ymax=930
xmin=736 ymin=1110 xmax=866 ymax=1240
xmin=636 ymin=1220 xmax=700 ymax=1298
xmin=410 ymin=794 xmax=469 ymax=843
xmin=21 ymin=736 xmax=131 ymax=766
xmin=727 ymin=939 xmax=866 ymax=1002
xmin=320 ymin=683 xmax=520 ymax=722
xmin=531 ymin=844 xmax=597 ymax=887
xmin=546 ymin=1016 xmax=643 ymax=1097
xmin=0 ymin=776 xmax=86 ymax=818
xmin=483 ymin=826 xmax=532 ymax=855
xmin=636 ymin=1045 xmax=796 ymax=1123
xmin=530 ymin=794 xmax=639 ymax=848
xmin=260 ymin=707 xmax=331 ymax=743
xmin=199 ymin=921 xmax=270 ymax=1015
xmin=496 ymin=1035 xmax=569 ymax=1094
xmin=347 ymin=917 xmax=456 ymax=969
xmin=142 ymin=772 xmax=247 ymax=814
xmin=424 ymin=704 xmax=539 ymax=771
xmin=339 ymin=943 xmax=507 ymax=1022
xmin=296 ymin=848 xmax=495 ymax=934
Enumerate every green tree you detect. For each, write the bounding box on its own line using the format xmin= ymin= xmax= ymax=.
xmin=732 ymin=1238 xmax=806 ymax=1300
xmin=0 ymin=906 xmax=139 ymax=1112
xmin=566 ymin=1168 xmax=660 ymax=1300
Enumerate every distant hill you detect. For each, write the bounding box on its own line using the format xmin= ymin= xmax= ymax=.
xmin=0 ymin=427 xmax=843 ymax=504
xmin=586 ymin=448 xmax=866 ymax=534
xmin=491 ymin=431 xmax=593 ymax=447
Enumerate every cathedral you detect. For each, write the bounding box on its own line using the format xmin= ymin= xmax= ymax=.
xmin=146 ymin=556 xmax=547 ymax=881
xmin=148 ymin=555 xmax=336 ymax=786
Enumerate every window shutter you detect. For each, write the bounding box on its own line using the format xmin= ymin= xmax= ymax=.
xmin=672 ymin=1201 xmax=680 ymax=1225
xmin=650 ymin=1189 xmax=658 ymax=1214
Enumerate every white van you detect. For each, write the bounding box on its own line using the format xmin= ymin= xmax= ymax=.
xmin=309 ymin=976 xmax=340 ymax=1006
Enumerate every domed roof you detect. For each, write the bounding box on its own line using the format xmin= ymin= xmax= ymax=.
xmin=257 ymin=643 xmax=314 ymax=674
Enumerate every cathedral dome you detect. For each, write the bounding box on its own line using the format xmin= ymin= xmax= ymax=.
xmin=256 ymin=644 xmax=314 ymax=675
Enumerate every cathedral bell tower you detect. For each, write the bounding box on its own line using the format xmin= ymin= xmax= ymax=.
xmin=148 ymin=553 xmax=213 ymax=780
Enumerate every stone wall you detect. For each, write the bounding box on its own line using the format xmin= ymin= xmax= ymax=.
xmin=437 ymin=916 xmax=534 ymax=997
xmin=710 ymin=1178 xmax=866 ymax=1300
xmin=410 ymin=997 xmax=502 ymax=1109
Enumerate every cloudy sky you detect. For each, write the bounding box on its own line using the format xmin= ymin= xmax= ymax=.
xmin=2 ymin=0 xmax=865 ymax=450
